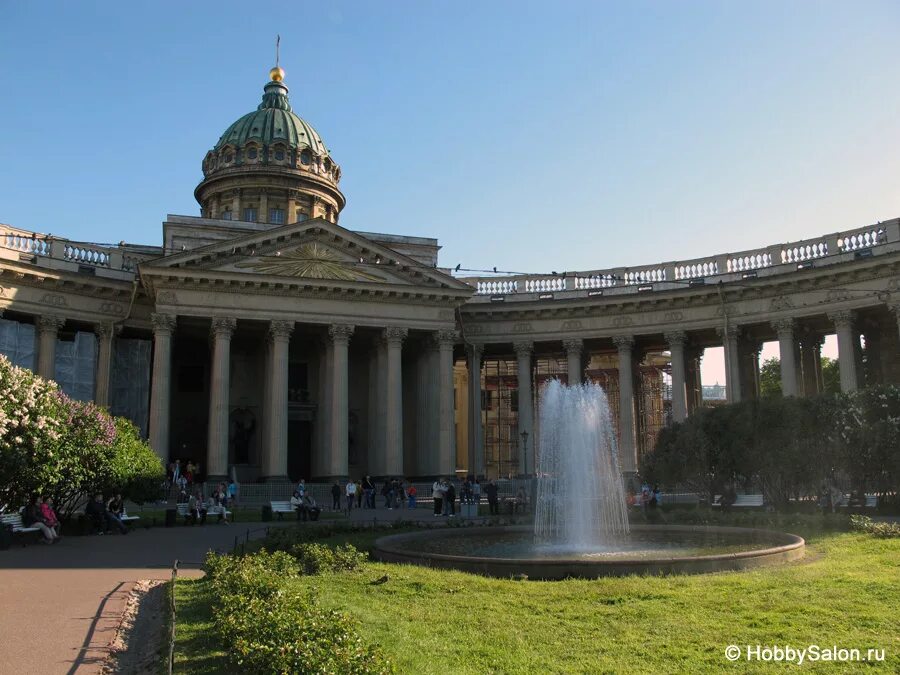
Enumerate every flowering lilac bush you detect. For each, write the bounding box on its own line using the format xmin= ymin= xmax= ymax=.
xmin=0 ymin=355 xmax=163 ymax=518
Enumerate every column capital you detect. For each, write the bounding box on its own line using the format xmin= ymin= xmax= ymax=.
xmin=799 ymin=332 xmax=824 ymax=349
xmin=562 ymin=338 xmax=583 ymax=353
xmin=827 ymin=310 xmax=854 ymax=329
xmin=151 ymin=313 xmax=177 ymax=335
xmin=889 ymin=302 xmax=900 ymax=316
xmin=435 ymin=329 xmax=459 ymax=347
xmin=94 ymin=322 xmax=121 ymax=340
xmin=715 ymin=324 xmax=740 ymax=340
xmin=383 ymin=326 xmax=408 ymax=344
xmin=210 ymin=317 xmax=237 ymax=338
xmin=37 ymin=314 xmax=65 ymax=334
xmin=771 ymin=317 xmax=795 ymax=336
xmin=268 ymin=320 xmax=294 ymax=342
xmin=612 ymin=335 xmax=634 ymax=351
xmin=513 ymin=340 xmax=534 ymax=357
xmin=328 ymin=323 xmax=355 ymax=343
xmin=664 ymin=330 xmax=687 ymax=347
xmin=467 ymin=343 xmax=484 ymax=359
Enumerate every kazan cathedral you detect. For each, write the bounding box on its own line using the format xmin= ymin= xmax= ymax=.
xmin=1 ymin=65 xmax=899 ymax=484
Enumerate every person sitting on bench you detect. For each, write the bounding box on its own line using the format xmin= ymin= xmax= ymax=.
xmin=291 ymin=491 xmax=307 ymax=520
xmin=24 ymin=494 xmax=57 ymax=544
xmin=106 ymin=493 xmax=129 ymax=534
xmin=187 ymin=489 xmax=207 ymax=525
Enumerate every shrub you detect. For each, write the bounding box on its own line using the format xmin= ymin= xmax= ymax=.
xmin=205 ymin=549 xmax=392 ymax=673
xmin=290 ymin=543 xmax=367 ymax=575
xmin=850 ymin=515 xmax=900 ymax=538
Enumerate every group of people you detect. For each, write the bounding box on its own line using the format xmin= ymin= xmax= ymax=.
xmin=85 ymin=493 xmax=131 ymax=535
xmin=290 ymin=481 xmax=322 ymax=521
xmin=165 ymin=459 xmax=203 ymax=494
xmin=177 ymin=482 xmax=232 ymax=525
xmin=22 ymin=494 xmax=62 ymax=544
xmin=328 ymin=477 xmax=418 ymax=513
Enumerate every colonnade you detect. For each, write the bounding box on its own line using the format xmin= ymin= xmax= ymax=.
xmin=147 ymin=314 xmax=458 ymax=481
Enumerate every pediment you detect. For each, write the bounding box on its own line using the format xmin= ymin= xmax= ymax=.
xmin=141 ymin=218 xmax=471 ymax=292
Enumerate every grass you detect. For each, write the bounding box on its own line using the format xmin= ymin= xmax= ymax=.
xmin=174 ymin=520 xmax=899 ymax=673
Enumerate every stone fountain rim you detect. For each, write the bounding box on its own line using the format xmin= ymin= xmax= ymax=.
xmin=373 ymin=524 xmax=805 ymax=577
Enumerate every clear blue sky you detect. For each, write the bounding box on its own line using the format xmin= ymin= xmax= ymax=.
xmin=1 ymin=1 xmax=899 ymax=276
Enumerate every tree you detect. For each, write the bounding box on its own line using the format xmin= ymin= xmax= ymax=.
xmin=759 ymin=357 xmax=782 ymax=398
xmin=821 ymin=357 xmax=840 ymax=394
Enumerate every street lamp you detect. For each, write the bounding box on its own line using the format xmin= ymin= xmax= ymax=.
xmin=521 ymin=430 xmax=529 ymax=477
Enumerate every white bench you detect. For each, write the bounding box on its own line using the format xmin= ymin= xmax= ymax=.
xmin=1 ymin=513 xmax=42 ymax=543
xmin=712 ymin=494 xmax=765 ymax=508
xmin=270 ymin=501 xmax=294 ymax=519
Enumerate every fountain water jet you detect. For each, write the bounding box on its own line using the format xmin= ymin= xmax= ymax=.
xmin=534 ymin=379 xmax=629 ymax=549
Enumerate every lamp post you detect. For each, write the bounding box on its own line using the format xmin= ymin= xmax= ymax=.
xmin=521 ymin=430 xmax=529 ymax=477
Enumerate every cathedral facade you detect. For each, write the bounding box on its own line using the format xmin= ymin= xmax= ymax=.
xmin=2 ymin=66 xmax=899 ymax=482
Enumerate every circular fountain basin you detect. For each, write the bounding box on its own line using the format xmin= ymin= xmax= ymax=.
xmin=373 ymin=525 xmax=805 ymax=579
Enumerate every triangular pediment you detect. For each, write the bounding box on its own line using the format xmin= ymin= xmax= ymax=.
xmin=141 ymin=218 xmax=472 ymax=292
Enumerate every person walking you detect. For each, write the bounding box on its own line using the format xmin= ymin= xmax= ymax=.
xmin=486 ymin=479 xmax=500 ymax=515
xmin=363 ymin=475 xmax=375 ymax=509
xmin=446 ymin=481 xmax=457 ymax=517
xmin=331 ymin=481 xmax=341 ymax=511
xmin=345 ymin=479 xmax=357 ymax=513
xmin=473 ymin=479 xmax=482 ymax=508
xmin=432 ymin=479 xmax=443 ymax=516
xmin=407 ymin=483 xmax=417 ymax=509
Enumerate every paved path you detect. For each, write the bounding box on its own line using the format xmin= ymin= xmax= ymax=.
xmin=0 ymin=522 xmax=273 ymax=675
xmin=0 ymin=504 xmax=493 ymax=674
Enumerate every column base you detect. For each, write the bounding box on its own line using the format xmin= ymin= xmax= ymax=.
xmin=311 ymin=474 xmax=349 ymax=483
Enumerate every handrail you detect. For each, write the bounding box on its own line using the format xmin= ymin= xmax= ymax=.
xmin=463 ymin=219 xmax=899 ymax=296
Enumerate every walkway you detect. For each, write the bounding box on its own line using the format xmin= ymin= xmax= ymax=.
xmin=0 ymin=522 xmax=273 ymax=675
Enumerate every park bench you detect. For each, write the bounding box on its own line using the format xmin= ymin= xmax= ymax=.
xmin=270 ymin=501 xmax=295 ymax=520
xmin=177 ymin=502 xmax=231 ymax=523
xmin=711 ymin=494 xmax=765 ymax=508
xmin=1 ymin=512 xmax=42 ymax=545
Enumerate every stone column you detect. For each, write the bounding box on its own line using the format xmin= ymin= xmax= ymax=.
xmin=685 ymin=347 xmax=704 ymax=414
xmin=664 ymin=331 xmax=688 ymax=423
xmin=717 ymin=324 xmax=741 ymax=403
xmin=94 ymin=322 xmax=117 ymax=407
xmin=327 ymin=324 xmax=354 ymax=478
xmin=613 ymin=336 xmax=637 ymax=474
xmin=259 ymin=189 xmax=269 ymax=224
xmin=891 ymin=303 xmax=900 ymax=340
xmin=772 ymin=318 xmax=800 ymax=397
xmin=262 ymin=321 xmax=294 ymax=480
xmin=314 ymin=338 xmax=334 ymax=478
xmin=799 ymin=334 xmax=822 ymax=397
xmin=383 ymin=327 xmax=407 ymax=476
xmin=466 ymin=344 xmax=484 ymax=477
xmin=230 ymin=189 xmax=241 ymax=218
xmin=437 ymin=330 xmax=458 ymax=476
xmin=738 ymin=338 xmax=762 ymax=401
xmin=563 ymin=338 xmax=583 ymax=385
xmin=829 ymin=311 xmax=859 ymax=392
xmin=513 ymin=340 xmax=534 ymax=474
xmin=36 ymin=315 xmax=65 ymax=380
xmin=149 ymin=313 xmax=176 ymax=463
xmin=206 ymin=317 xmax=236 ymax=481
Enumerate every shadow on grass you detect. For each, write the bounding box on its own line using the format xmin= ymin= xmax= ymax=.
xmin=173 ymin=579 xmax=230 ymax=675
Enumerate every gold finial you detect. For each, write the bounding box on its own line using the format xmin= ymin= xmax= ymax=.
xmin=269 ymin=34 xmax=284 ymax=81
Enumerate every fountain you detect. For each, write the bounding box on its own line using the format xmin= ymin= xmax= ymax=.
xmin=373 ymin=380 xmax=805 ymax=579
xmin=534 ymin=380 xmax=629 ymax=549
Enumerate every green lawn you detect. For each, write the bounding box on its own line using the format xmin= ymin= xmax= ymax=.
xmin=174 ymin=525 xmax=899 ymax=673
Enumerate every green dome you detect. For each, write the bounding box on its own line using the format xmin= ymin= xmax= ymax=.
xmin=213 ymin=80 xmax=330 ymax=157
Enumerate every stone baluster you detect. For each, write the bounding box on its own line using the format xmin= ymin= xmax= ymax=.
xmin=36 ymin=315 xmax=65 ymax=380
xmin=513 ymin=340 xmax=534 ymax=474
xmin=327 ymin=324 xmax=354 ymax=478
xmin=563 ymin=338 xmax=583 ymax=385
xmin=664 ymin=331 xmax=688 ymax=422
xmin=94 ymin=322 xmax=119 ymax=407
xmin=828 ymin=310 xmax=859 ymax=392
xmin=467 ymin=343 xmax=484 ymax=477
xmin=149 ymin=313 xmax=177 ymax=462
xmin=772 ymin=318 xmax=800 ymax=396
xmin=206 ymin=317 xmax=237 ymax=481
xmin=262 ymin=321 xmax=294 ymax=480
xmin=383 ymin=327 xmax=407 ymax=476
xmin=436 ymin=330 xmax=459 ymax=476
xmin=613 ymin=336 xmax=637 ymax=474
